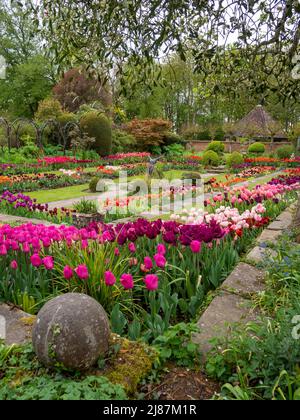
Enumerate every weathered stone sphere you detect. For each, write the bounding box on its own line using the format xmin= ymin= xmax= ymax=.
xmin=32 ymin=293 xmax=110 ymax=370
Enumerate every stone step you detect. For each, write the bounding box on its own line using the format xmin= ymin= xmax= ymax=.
xmin=0 ymin=303 xmax=35 ymax=346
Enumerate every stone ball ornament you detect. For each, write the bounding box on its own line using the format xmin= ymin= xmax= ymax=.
xmin=32 ymin=293 xmax=110 ymax=370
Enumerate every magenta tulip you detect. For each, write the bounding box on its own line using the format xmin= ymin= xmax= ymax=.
xmin=42 ymin=256 xmax=54 ymax=270
xmin=30 ymin=253 xmax=42 ymax=267
xmin=75 ymin=264 xmax=89 ymax=280
xmin=157 ymin=244 xmax=166 ymax=255
xmin=63 ymin=265 xmax=73 ymax=280
xmin=120 ymin=273 xmax=134 ymax=289
xmin=10 ymin=260 xmax=18 ymax=270
xmin=190 ymin=240 xmax=201 ymax=253
xmin=153 ymin=253 xmax=166 ymax=268
xmin=104 ymin=271 xmax=116 ymax=286
xmin=144 ymin=256 xmax=153 ymax=270
xmin=144 ymin=274 xmax=159 ymax=291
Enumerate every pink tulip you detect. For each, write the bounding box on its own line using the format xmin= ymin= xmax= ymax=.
xmin=22 ymin=242 xmax=30 ymax=253
xmin=128 ymin=242 xmax=136 ymax=253
xmin=10 ymin=260 xmax=18 ymax=270
xmin=190 ymin=240 xmax=201 ymax=253
xmin=63 ymin=265 xmax=73 ymax=280
xmin=114 ymin=247 xmax=120 ymax=256
xmin=120 ymin=273 xmax=134 ymax=289
xmin=30 ymin=253 xmax=42 ymax=267
xmin=104 ymin=271 xmax=116 ymax=286
xmin=144 ymin=256 xmax=153 ymax=270
xmin=42 ymin=256 xmax=54 ymax=270
xmin=144 ymin=274 xmax=159 ymax=291
xmin=81 ymin=239 xmax=88 ymax=249
xmin=153 ymin=254 xmax=166 ymax=268
xmin=157 ymin=244 xmax=166 ymax=255
xmin=75 ymin=264 xmax=89 ymax=279
xmin=0 ymin=244 xmax=7 ymax=255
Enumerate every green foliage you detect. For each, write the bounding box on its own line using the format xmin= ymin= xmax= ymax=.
xmin=0 ymin=55 xmax=53 ymax=118
xmin=206 ymin=141 xmax=225 ymax=154
xmin=89 ymin=177 xmax=101 ymax=193
xmin=226 ymin=152 xmax=244 ymax=168
xmin=111 ymin=129 xmax=136 ymax=153
xmin=80 ymin=112 xmax=112 ymax=157
xmin=73 ymin=199 xmax=98 ymax=214
xmin=153 ymin=323 xmax=201 ymax=368
xmin=0 ymin=343 xmax=126 ymax=400
xmin=276 ymin=145 xmax=294 ymax=159
xmin=163 ymin=143 xmax=185 ymax=157
xmin=206 ymin=239 xmax=300 ymax=400
xmin=163 ymin=132 xmax=183 ymax=145
xmin=57 ymin=112 xmax=77 ymax=127
xmin=181 ymin=172 xmax=202 ymax=180
xmin=202 ymin=150 xmax=220 ymax=166
xmin=248 ymin=142 xmax=266 ymax=154
xmin=35 ymin=97 xmax=63 ymax=122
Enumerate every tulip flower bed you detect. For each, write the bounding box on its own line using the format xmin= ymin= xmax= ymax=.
xmin=0 ymin=172 xmax=298 ymax=344
xmin=0 ymin=173 xmax=90 ymax=194
xmin=0 ymin=191 xmax=74 ymax=224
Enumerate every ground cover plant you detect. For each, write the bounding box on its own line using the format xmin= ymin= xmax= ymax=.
xmin=206 ymin=236 xmax=300 ymax=400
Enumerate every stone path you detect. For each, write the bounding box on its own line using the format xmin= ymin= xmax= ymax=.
xmin=0 ymin=213 xmax=61 ymax=227
xmin=193 ymin=201 xmax=297 ymax=358
xmin=44 ymin=171 xmax=281 ymax=215
xmin=0 ymin=303 xmax=35 ymax=345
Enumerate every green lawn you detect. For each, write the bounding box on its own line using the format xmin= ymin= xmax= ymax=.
xmin=28 ymin=184 xmax=93 ymax=202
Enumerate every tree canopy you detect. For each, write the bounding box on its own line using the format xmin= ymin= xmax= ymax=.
xmin=30 ymin=0 xmax=300 ymax=99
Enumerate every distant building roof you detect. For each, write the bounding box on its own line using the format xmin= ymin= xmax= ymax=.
xmin=231 ymin=105 xmax=288 ymax=140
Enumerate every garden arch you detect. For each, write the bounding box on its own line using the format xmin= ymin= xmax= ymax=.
xmin=11 ymin=118 xmax=40 ymax=149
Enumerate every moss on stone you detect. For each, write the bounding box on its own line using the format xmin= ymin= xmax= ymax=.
xmin=104 ymin=334 xmax=158 ymax=395
xmin=19 ymin=316 xmax=36 ymax=326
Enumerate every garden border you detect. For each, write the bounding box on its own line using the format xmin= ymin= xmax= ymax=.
xmin=193 ymin=200 xmax=298 ymax=357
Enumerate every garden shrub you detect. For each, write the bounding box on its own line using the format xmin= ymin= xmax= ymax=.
xmin=34 ymin=97 xmax=63 ymax=122
xmin=226 ymin=152 xmax=244 ymax=168
xmin=163 ymin=132 xmax=184 ymax=145
xmin=248 ymin=142 xmax=266 ymax=154
xmin=80 ymin=111 xmax=112 ymax=156
xmin=276 ymin=145 xmax=294 ymax=159
xmin=202 ymin=150 xmax=220 ymax=166
xmin=89 ymin=176 xmax=101 ymax=192
xmin=163 ymin=143 xmax=185 ymax=157
xmin=125 ymin=118 xmax=172 ymax=151
xmin=57 ymin=112 xmax=77 ymax=127
xmin=181 ymin=172 xmax=202 ymax=180
xmin=112 ymin=129 xmax=136 ymax=153
xmin=206 ymin=140 xmax=225 ymax=154
xmin=214 ymin=128 xmax=225 ymax=141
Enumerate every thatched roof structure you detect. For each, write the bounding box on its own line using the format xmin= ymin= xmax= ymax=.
xmin=231 ymin=105 xmax=288 ymax=140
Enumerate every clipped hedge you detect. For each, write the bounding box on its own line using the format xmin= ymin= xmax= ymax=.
xmin=206 ymin=141 xmax=225 ymax=155
xmin=80 ymin=111 xmax=112 ymax=157
xmin=248 ymin=142 xmax=265 ymax=154
xmin=226 ymin=152 xmax=244 ymax=168
xmin=202 ymin=150 xmax=220 ymax=166
xmin=276 ymin=145 xmax=294 ymax=159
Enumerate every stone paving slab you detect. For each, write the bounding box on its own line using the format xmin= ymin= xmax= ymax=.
xmin=194 ymin=291 xmax=259 ymax=355
xmin=0 ymin=303 xmax=35 ymax=345
xmin=256 ymin=228 xmax=282 ymax=244
xmin=220 ymin=262 xmax=264 ymax=296
xmin=268 ymin=211 xmax=294 ymax=230
xmin=246 ymin=246 xmax=278 ymax=264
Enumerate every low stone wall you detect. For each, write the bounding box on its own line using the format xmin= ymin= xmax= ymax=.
xmin=188 ymin=140 xmax=291 ymax=153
